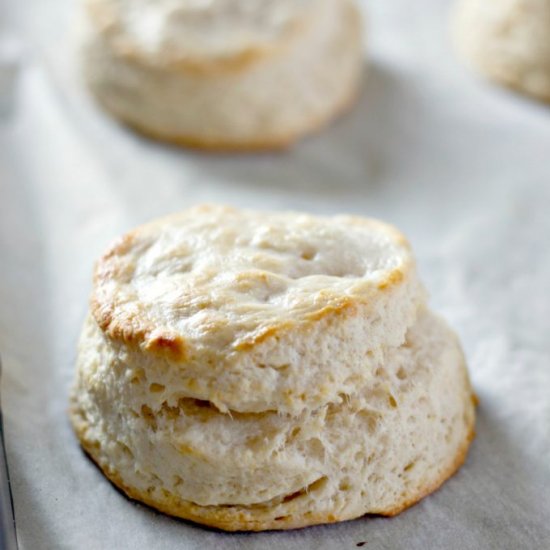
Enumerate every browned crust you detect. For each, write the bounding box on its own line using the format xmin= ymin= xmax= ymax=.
xmin=90 ymin=230 xmax=188 ymax=360
xmin=90 ymin=248 xmax=410 ymax=363
xmin=233 ymin=322 xmax=296 ymax=351
xmin=89 ymin=201 xmax=416 ymax=363
xmin=70 ymin=402 xmax=476 ymax=532
xmin=91 ymin=292 xmax=187 ymax=361
xmin=377 ymin=269 xmax=404 ymax=291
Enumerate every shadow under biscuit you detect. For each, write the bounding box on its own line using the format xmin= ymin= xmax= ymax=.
xmin=179 ymin=62 xmax=427 ymax=199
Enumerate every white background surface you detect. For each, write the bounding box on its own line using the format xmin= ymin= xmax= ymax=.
xmin=1 ymin=0 xmax=550 ymax=548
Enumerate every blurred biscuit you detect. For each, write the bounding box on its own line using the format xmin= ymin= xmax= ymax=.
xmin=81 ymin=0 xmax=364 ymax=149
xmin=453 ymin=0 xmax=550 ymax=102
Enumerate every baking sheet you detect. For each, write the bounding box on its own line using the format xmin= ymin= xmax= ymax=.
xmin=1 ymin=0 xmax=550 ymax=548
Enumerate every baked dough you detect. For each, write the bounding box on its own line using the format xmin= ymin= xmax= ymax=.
xmin=89 ymin=205 xmax=425 ymax=415
xmin=453 ymin=0 xmax=550 ymax=102
xmin=70 ymin=205 xmax=475 ymax=531
xmin=81 ymin=0 xmax=364 ymax=149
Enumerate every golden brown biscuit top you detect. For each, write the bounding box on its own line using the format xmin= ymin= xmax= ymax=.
xmin=91 ymin=205 xmax=413 ymax=360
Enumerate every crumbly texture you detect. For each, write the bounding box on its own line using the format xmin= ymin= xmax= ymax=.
xmin=71 ymin=205 xmax=475 ymax=531
xmin=71 ymin=309 xmax=476 ymax=531
xmin=453 ymin=0 xmax=550 ymax=103
xmin=90 ymin=205 xmax=425 ymax=415
xmin=81 ymin=0 xmax=363 ymax=149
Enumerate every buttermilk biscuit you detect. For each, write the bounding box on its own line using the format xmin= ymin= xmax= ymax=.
xmin=88 ymin=205 xmax=425 ymax=415
xmin=70 ymin=205 xmax=475 ymax=531
xmin=81 ymin=0 xmax=364 ymax=149
xmin=453 ymin=0 xmax=550 ymax=103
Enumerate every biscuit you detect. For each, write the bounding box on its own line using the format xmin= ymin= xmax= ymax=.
xmin=81 ymin=0 xmax=364 ymax=149
xmin=70 ymin=205 xmax=475 ymax=531
xmin=453 ymin=0 xmax=550 ymax=103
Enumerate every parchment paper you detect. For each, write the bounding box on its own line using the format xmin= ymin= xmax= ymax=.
xmin=1 ymin=0 xmax=549 ymax=548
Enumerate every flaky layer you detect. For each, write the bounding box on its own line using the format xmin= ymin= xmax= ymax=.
xmin=70 ymin=310 xmax=476 ymax=530
xmin=82 ymin=0 xmax=363 ymax=147
xmin=88 ymin=205 xmax=425 ymax=414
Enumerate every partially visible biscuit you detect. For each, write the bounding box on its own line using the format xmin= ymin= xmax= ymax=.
xmin=81 ymin=0 xmax=364 ymax=149
xmin=453 ymin=0 xmax=550 ymax=102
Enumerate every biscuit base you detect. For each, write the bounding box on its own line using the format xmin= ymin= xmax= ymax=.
xmin=95 ymin=79 xmax=361 ymax=152
xmin=452 ymin=0 xmax=550 ymax=105
xmin=475 ymin=69 xmax=550 ymax=105
xmin=71 ymin=410 xmax=475 ymax=532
